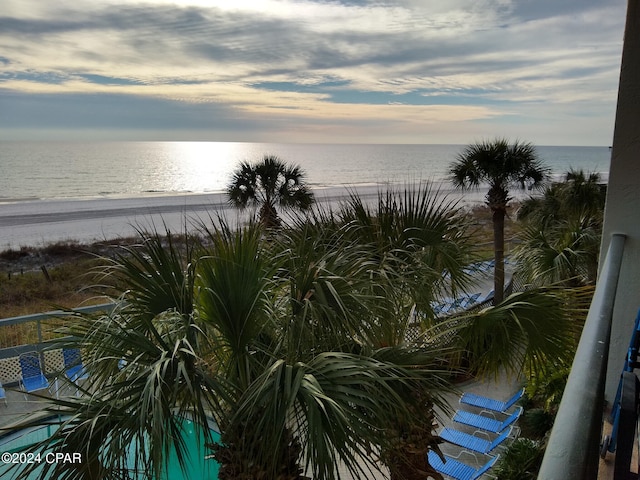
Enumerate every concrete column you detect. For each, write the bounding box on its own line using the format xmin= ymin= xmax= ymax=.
xmin=602 ymin=0 xmax=640 ymax=401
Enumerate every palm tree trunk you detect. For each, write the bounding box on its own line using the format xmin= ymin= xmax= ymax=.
xmin=216 ymin=421 xmax=305 ymax=480
xmin=492 ymin=208 xmax=505 ymax=304
xmin=382 ymin=393 xmax=443 ymax=480
xmin=259 ymin=201 xmax=281 ymax=229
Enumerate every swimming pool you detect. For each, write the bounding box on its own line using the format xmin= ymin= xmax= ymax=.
xmin=0 ymin=417 xmax=220 ymax=479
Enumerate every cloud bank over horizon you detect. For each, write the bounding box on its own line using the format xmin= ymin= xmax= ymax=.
xmin=0 ymin=0 xmax=626 ymax=145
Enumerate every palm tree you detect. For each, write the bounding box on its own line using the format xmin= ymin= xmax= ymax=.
xmin=335 ymin=184 xmax=475 ymax=332
xmin=444 ymin=288 xmax=578 ymax=379
xmin=227 ymin=155 xmax=314 ymax=228
xmin=516 ymin=219 xmax=600 ymax=287
xmin=515 ymin=169 xmax=605 ymax=286
xmin=517 ymin=169 xmax=605 ymax=228
xmin=14 ymin=219 xmax=454 ymax=480
xmin=450 ymin=139 xmax=549 ymax=303
xmin=276 ymin=184 xmax=477 ymax=478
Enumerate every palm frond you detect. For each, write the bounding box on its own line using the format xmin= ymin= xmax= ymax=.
xmin=273 ymin=220 xmax=382 ymax=355
xmin=443 ymin=288 xmax=576 ymax=379
xmin=336 ymin=183 xmax=475 ymax=330
xmin=92 ymin=226 xmax=196 ymax=325
xmin=196 ymin=219 xmax=279 ymax=390
xmin=229 ymin=352 xmax=443 ymax=480
xmin=514 ymin=216 xmax=600 ymax=285
xmin=14 ymin=303 xmax=226 ymax=480
xmin=449 ymin=138 xmax=549 ymax=195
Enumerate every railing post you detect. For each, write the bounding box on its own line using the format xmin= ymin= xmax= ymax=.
xmin=36 ymin=317 xmax=43 ymax=345
xmin=538 ymin=233 xmax=626 ymax=479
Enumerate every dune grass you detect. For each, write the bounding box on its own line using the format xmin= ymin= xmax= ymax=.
xmin=0 ymin=204 xmax=520 ymax=319
xmin=0 ymin=241 xmax=113 ymax=318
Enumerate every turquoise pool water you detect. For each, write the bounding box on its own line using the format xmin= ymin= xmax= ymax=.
xmin=0 ymin=418 xmax=220 ymax=479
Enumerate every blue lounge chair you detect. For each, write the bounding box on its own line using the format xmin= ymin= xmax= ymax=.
xmin=458 ymin=293 xmax=481 ymax=309
xmin=427 ymin=450 xmax=499 ymax=480
xmin=460 ymin=387 xmax=524 ymax=413
xmin=454 ymin=406 xmax=523 ymax=433
xmin=0 ymin=381 xmax=6 ymax=405
xmin=481 ymin=289 xmax=495 ymax=303
xmin=63 ymin=348 xmax=89 ymax=383
xmin=466 ymin=292 xmax=481 ymax=306
xmin=435 ymin=298 xmax=454 ymax=314
xmin=440 ymin=425 xmax=513 ymax=455
xmin=19 ymin=352 xmax=49 ymax=395
xmin=477 ymin=260 xmax=494 ymax=273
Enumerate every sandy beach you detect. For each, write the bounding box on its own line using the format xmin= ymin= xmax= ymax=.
xmin=0 ymin=184 xmax=498 ymax=250
xmin=0 ymin=186 xmax=378 ymax=249
xmin=0 ymin=192 xmax=230 ymax=249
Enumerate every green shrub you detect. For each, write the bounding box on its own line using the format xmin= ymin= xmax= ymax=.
xmin=522 ymin=408 xmax=555 ymax=439
xmin=495 ymin=438 xmax=545 ymax=480
xmin=520 ymin=364 xmax=570 ymax=438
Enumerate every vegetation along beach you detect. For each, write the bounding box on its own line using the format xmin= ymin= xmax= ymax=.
xmin=0 ymin=141 xmax=603 ymax=317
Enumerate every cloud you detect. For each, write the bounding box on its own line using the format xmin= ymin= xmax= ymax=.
xmin=0 ymin=0 xmax=627 ymax=144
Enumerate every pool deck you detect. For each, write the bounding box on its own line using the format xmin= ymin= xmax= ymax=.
xmin=0 ymin=373 xmax=523 ymax=479
xmin=0 ymin=389 xmax=52 ymax=430
xmin=0 ymin=380 xmax=79 ymax=430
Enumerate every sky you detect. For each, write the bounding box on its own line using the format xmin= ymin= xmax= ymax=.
xmin=0 ymin=0 xmax=627 ymax=145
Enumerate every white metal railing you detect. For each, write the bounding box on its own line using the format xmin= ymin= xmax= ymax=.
xmin=0 ymin=303 xmax=115 ymax=359
xmin=537 ymin=233 xmax=626 ymax=480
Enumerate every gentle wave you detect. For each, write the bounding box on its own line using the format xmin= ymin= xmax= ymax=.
xmin=0 ymin=141 xmax=611 ymax=202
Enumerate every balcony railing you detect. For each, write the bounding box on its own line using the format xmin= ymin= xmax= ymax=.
xmin=0 ymin=303 xmax=115 ymax=382
xmin=537 ymin=233 xmax=626 ymax=480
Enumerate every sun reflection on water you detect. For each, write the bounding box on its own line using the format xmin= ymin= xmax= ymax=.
xmin=159 ymin=142 xmax=261 ymax=193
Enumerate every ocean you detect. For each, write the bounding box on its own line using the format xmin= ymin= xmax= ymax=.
xmin=0 ymin=142 xmax=611 ymax=202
